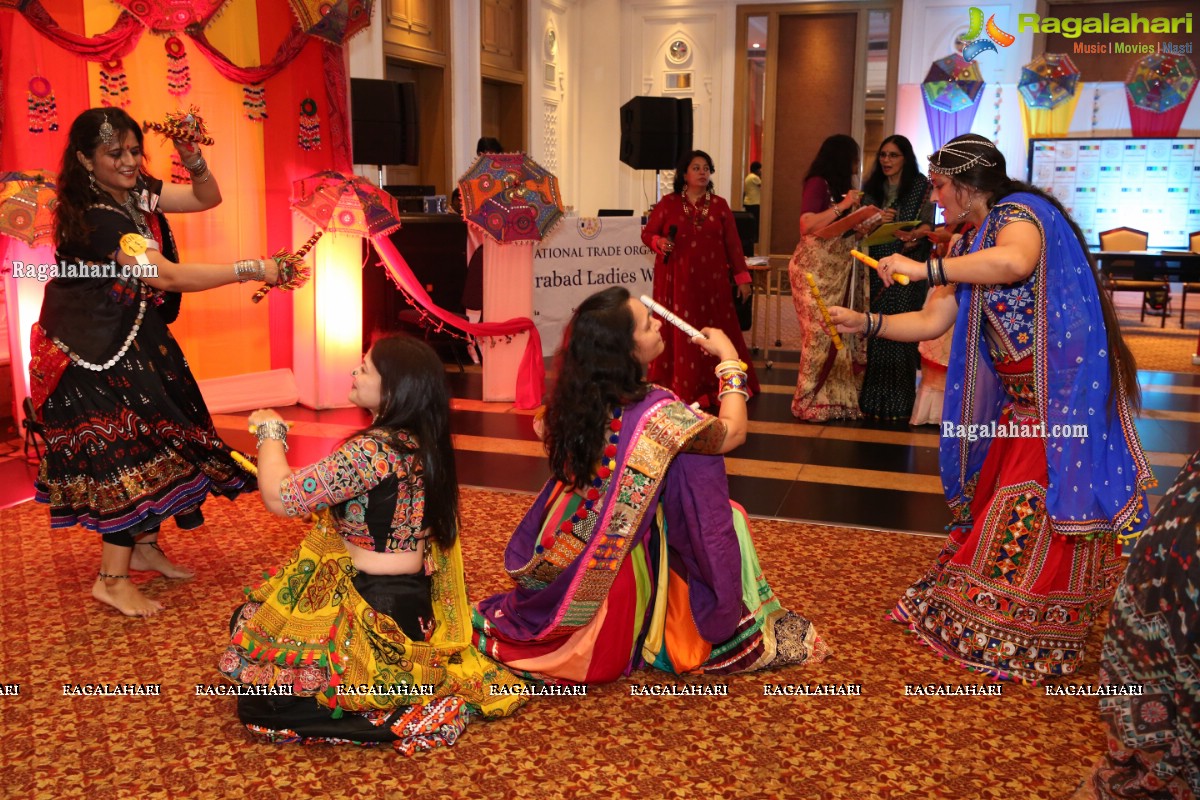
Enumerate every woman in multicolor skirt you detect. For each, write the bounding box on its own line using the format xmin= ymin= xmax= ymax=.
xmin=34 ymin=107 xmax=276 ymax=617
xmin=828 ymin=134 xmax=1153 ymax=682
xmin=473 ymin=287 xmax=826 ymax=682
xmin=1075 ymin=450 xmax=1200 ymax=799
xmin=219 ymin=335 xmax=526 ymax=754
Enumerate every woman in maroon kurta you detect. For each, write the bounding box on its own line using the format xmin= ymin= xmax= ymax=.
xmin=641 ymin=150 xmax=759 ymax=405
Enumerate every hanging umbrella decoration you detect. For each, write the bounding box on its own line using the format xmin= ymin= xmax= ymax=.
xmin=289 ymin=169 xmax=546 ymax=408
xmin=457 ymin=152 xmax=565 ymax=244
xmin=921 ymin=54 xmax=985 ymax=152
xmin=292 ymin=170 xmax=402 ymax=238
xmin=1018 ymin=53 xmax=1083 ymax=138
xmin=1125 ymin=53 xmax=1197 ymax=138
xmin=0 ymin=169 xmax=57 ymax=249
xmin=288 ymin=0 xmax=375 ymax=45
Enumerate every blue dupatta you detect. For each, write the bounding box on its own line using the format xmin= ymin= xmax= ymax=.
xmin=940 ymin=192 xmax=1153 ymax=538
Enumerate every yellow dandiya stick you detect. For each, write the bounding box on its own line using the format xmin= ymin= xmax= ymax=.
xmin=804 ymin=273 xmax=843 ymax=351
xmin=850 ymin=249 xmax=910 ymax=285
xmin=230 ymin=450 xmax=257 ymax=476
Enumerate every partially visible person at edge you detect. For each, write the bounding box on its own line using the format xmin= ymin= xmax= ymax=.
xmin=460 ymin=136 xmax=504 ymax=364
xmin=857 ymin=134 xmax=934 ymax=420
xmin=641 ymin=149 xmax=760 ymax=406
xmin=827 ymin=133 xmax=1154 ymax=682
xmin=473 ymin=287 xmax=827 ymax=683
xmin=1072 ymin=448 xmax=1200 ymax=800
xmin=33 ymin=107 xmax=279 ymax=617
xmin=742 ymin=160 xmax=763 ymax=223
xmin=909 ymin=221 xmax=970 ymax=426
xmin=787 ymin=133 xmax=868 ymax=421
xmin=219 ymin=335 xmax=526 ymax=754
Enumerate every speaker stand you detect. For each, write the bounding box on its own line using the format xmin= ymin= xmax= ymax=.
xmin=655 ymin=169 xmax=663 ymax=205
xmin=374 ymin=164 xmax=384 ymax=188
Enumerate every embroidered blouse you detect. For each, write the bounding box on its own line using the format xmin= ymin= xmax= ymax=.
xmin=279 ymin=430 xmax=428 ymax=553
xmin=977 ymin=202 xmax=1040 ymax=361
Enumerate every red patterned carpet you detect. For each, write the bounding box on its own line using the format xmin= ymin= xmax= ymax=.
xmin=0 ymin=490 xmax=1110 ymax=799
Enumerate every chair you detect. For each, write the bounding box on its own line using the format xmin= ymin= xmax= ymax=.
xmin=1098 ymin=227 xmax=1168 ymax=328
xmin=1180 ymin=230 xmax=1200 ymax=327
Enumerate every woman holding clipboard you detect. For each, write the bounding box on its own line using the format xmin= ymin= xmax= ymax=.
xmin=787 ymin=134 xmax=871 ymax=421
xmin=858 ymin=135 xmax=934 ymax=420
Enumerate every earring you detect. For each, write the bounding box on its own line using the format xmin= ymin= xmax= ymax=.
xmin=88 ymin=171 xmax=97 ymax=191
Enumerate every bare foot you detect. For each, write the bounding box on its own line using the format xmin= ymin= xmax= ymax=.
xmin=92 ymin=577 xmax=164 ymax=617
xmin=130 ymin=541 xmax=195 ymax=580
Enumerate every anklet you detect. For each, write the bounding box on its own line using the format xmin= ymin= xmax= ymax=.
xmin=135 ymin=539 xmax=165 ymax=553
xmin=98 ymin=571 xmax=131 ymax=580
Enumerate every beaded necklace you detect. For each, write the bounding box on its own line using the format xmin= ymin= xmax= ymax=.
xmin=682 ymin=190 xmax=712 ymax=230
xmin=536 ymin=406 xmax=623 ymax=554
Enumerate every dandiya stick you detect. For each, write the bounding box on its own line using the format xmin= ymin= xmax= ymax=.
xmin=804 ymin=273 xmax=844 ymax=350
xmin=230 ymin=450 xmax=257 ymax=476
xmin=850 ymin=249 xmax=910 ymax=285
xmin=639 ymin=295 xmax=707 ymax=340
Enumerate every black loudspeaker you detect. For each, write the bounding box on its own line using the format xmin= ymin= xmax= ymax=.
xmin=351 ymin=78 xmax=419 ymax=166
xmin=619 ymin=97 xmax=693 ymax=170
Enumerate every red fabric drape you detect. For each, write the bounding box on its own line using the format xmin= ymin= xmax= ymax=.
xmin=372 ymin=235 xmax=545 ymax=409
xmin=187 ymin=22 xmax=308 ymax=84
xmin=1126 ymin=102 xmax=1194 ymax=138
xmin=20 ymin=0 xmax=144 ymax=60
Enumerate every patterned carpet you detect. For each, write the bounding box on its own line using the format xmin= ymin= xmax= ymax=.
xmin=0 ymin=489 xmax=1112 ymax=799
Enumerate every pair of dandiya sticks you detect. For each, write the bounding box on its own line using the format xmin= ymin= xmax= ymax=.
xmin=804 ymin=249 xmax=910 ymax=351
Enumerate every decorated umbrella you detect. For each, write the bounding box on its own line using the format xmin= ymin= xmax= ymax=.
xmin=1126 ymin=54 xmax=1197 ymax=138
xmin=1018 ymin=53 xmax=1083 ymax=138
xmin=921 ymin=54 xmax=985 ymax=151
xmin=456 ymin=153 xmax=565 ymax=245
xmin=0 ymin=169 xmax=57 ymax=248
xmin=111 ymin=0 xmax=228 ymax=31
xmin=288 ymin=0 xmax=375 ymax=45
xmin=292 ymin=170 xmax=402 ymax=238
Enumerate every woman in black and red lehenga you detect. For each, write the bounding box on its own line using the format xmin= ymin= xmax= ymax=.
xmin=33 ymin=107 xmax=282 ymax=617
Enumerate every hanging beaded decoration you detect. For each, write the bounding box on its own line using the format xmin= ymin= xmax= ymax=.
xmin=165 ymin=36 xmax=191 ymax=97
xmin=169 ymin=153 xmax=190 ymax=184
xmin=27 ymin=75 xmax=58 ymax=134
xmin=298 ymin=97 xmax=322 ymax=151
xmin=992 ymin=85 xmax=1002 ymax=143
xmin=243 ymin=84 xmax=268 ymax=122
xmin=99 ymin=59 xmax=131 ymax=108
xmin=536 ymin=407 xmax=623 ymax=555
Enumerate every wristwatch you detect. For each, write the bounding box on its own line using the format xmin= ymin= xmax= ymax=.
xmin=119 ymin=233 xmax=150 ymax=266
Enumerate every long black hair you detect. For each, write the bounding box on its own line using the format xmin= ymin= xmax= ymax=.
xmin=55 ymin=107 xmax=146 ymax=249
xmin=931 ymin=133 xmax=1140 ymax=411
xmin=672 ymin=150 xmax=715 ymax=194
xmin=861 ymin=134 xmax=921 ymax=208
xmin=341 ymin=334 xmax=460 ymax=547
xmin=802 ymin=134 xmax=860 ymax=202
xmin=544 ymin=288 xmax=649 ymax=489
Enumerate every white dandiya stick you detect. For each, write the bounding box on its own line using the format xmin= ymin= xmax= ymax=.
xmin=638 ymin=295 xmax=707 ymax=340
xmin=804 ymin=273 xmax=844 ymax=351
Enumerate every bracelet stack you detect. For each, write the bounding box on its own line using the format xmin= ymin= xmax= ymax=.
xmin=715 ymin=359 xmax=749 ymax=401
xmin=183 ymin=152 xmax=211 ymax=184
xmin=864 ymin=311 xmax=885 ymax=338
xmin=254 ymin=420 xmax=289 ymax=452
xmin=234 ymin=258 xmax=267 ymax=282
xmin=926 ymin=256 xmax=948 ymax=286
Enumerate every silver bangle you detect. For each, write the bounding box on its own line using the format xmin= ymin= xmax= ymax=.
xmin=254 ymin=420 xmax=289 ymax=452
xmin=234 ymin=258 xmax=266 ymax=282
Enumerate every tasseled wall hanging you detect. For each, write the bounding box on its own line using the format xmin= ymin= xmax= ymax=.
xmin=243 ymin=84 xmax=267 ymax=121
xmin=165 ymin=36 xmax=191 ymax=97
xmin=99 ymin=59 xmax=131 ymax=107
xmin=27 ymin=75 xmax=58 ymax=134
xmin=298 ymin=97 xmax=321 ymax=151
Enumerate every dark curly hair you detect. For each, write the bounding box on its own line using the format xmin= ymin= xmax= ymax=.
xmin=55 ymin=107 xmax=147 ymax=250
xmin=931 ymin=133 xmax=1140 ymax=412
xmin=545 ymin=287 xmax=649 ymax=489
xmin=861 ymin=134 xmax=921 ymax=209
xmin=802 ymin=134 xmax=860 ymax=203
xmin=338 ymin=334 xmax=460 ymax=548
